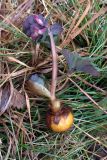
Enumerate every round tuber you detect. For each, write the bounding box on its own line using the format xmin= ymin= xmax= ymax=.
xmin=46 ymin=100 xmax=74 ymax=132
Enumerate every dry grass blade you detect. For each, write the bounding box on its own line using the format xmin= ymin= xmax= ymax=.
xmin=56 ymin=78 xmax=68 ymax=92
xmin=15 ymin=112 xmax=27 ymax=136
xmin=7 ymin=56 xmax=33 ymax=69
xmin=64 ymin=11 xmax=80 ymax=41
xmin=68 ymin=77 xmax=107 ymax=114
xmin=76 ymin=76 xmax=107 ymax=95
xmin=25 ymin=92 xmax=31 ymax=123
xmin=11 ymin=113 xmax=31 ymax=137
xmin=74 ymin=124 xmax=107 ymax=148
xmin=4 ymin=139 xmax=12 ymax=160
xmin=7 ymin=0 xmax=34 ymax=25
xmin=79 ymin=0 xmax=86 ymax=3
xmin=36 ymin=56 xmax=51 ymax=68
xmin=61 ymin=6 xmax=107 ymax=47
xmin=0 ymin=68 xmax=33 ymax=80
xmin=24 ymin=92 xmax=34 ymax=137
xmin=72 ymin=0 xmax=91 ymax=32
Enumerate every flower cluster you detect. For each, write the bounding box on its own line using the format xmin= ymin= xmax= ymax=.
xmin=23 ymin=14 xmax=48 ymax=41
xmin=23 ymin=14 xmax=63 ymax=43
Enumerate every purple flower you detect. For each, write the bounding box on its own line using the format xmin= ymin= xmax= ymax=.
xmin=23 ymin=14 xmax=48 ymax=41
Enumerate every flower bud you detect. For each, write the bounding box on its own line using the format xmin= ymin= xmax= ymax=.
xmin=23 ymin=14 xmax=47 ymax=41
xmin=46 ymin=107 xmax=74 ymax=132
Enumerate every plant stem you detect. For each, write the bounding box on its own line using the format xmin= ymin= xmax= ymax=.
xmin=48 ymin=29 xmax=57 ymax=101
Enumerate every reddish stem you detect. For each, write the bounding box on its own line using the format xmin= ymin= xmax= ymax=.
xmin=48 ymin=29 xmax=57 ymax=101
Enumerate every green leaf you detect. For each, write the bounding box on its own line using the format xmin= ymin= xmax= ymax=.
xmin=61 ymin=49 xmax=100 ymax=77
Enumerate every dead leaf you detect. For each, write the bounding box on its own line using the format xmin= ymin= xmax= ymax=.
xmin=0 ymin=83 xmax=12 ymax=116
xmin=10 ymin=89 xmax=26 ymax=109
xmin=7 ymin=56 xmax=33 ymax=69
xmin=62 ymin=49 xmax=100 ymax=77
xmin=26 ymin=74 xmax=51 ymax=99
xmin=0 ymin=83 xmax=26 ymax=116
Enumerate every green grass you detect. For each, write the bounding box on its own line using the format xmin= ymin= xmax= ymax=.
xmin=0 ymin=0 xmax=107 ymax=159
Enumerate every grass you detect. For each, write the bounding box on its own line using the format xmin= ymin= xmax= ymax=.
xmin=0 ymin=0 xmax=107 ymax=159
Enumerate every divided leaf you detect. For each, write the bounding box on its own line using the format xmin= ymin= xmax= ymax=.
xmin=27 ymin=74 xmax=51 ymax=99
xmin=0 ymin=83 xmax=26 ymax=116
xmin=61 ymin=49 xmax=100 ymax=77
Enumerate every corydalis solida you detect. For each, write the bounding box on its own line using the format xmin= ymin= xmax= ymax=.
xmin=23 ymin=14 xmax=74 ymax=133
